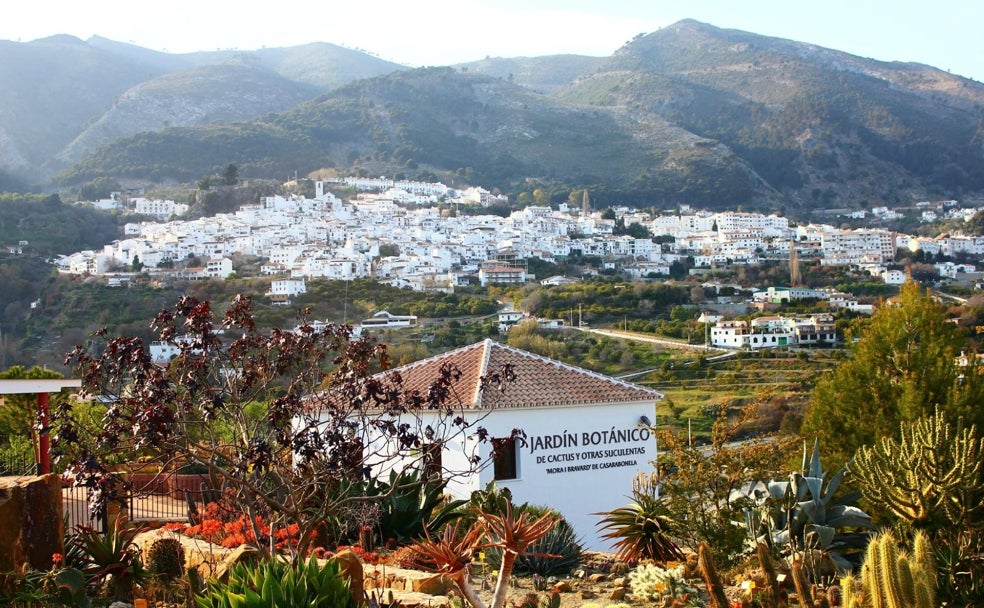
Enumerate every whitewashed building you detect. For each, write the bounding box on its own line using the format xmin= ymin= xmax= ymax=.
xmin=317 ymin=340 xmax=662 ymax=550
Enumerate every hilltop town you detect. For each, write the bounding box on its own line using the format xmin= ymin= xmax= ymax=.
xmin=54 ymin=176 xmax=984 ymax=352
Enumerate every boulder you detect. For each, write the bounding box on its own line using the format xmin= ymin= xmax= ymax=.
xmin=334 ymin=548 xmax=365 ymax=607
xmin=0 ymin=475 xmax=64 ymax=571
xmin=134 ymin=529 xmax=236 ymax=579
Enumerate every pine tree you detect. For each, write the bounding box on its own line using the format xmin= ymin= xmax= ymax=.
xmin=803 ymin=281 xmax=984 ymax=465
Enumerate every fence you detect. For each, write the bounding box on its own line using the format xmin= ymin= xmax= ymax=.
xmin=0 ymin=453 xmax=37 ymax=476
xmin=63 ymin=485 xmax=107 ymax=533
xmin=63 ymin=476 xmax=222 ymax=533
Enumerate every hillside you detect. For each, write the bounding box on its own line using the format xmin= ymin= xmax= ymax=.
xmin=554 ymin=20 xmax=984 ymax=212
xmin=61 ymin=67 xmax=776 ymax=209
xmin=6 ymin=21 xmax=984 ymax=212
xmin=0 ymin=36 xmax=405 ymax=185
xmin=55 ymin=62 xmax=321 ymax=167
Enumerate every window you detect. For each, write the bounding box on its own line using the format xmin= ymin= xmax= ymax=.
xmin=492 ymin=437 xmax=519 ymax=481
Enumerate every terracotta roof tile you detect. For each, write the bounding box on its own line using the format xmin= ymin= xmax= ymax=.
xmin=380 ymin=339 xmax=662 ymax=409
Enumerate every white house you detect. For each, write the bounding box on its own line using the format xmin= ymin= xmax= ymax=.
xmin=316 ymin=340 xmax=662 ymax=550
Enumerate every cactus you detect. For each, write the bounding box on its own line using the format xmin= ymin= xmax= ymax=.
xmin=840 ymin=575 xmax=862 ymax=608
xmin=541 ymin=591 xmax=560 ymax=608
xmin=851 ymin=409 xmax=983 ymax=532
xmin=756 ymin=542 xmax=781 ymax=608
xmin=844 ymin=532 xmax=936 ymax=608
xmin=147 ymin=536 xmax=185 ymax=581
xmin=628 ymin=562 xmax=697 ymax=602
xmin=698 ymin=542 xmax=729 ymax=608
xmin=791 ymin=560 xmax=813 ymax=607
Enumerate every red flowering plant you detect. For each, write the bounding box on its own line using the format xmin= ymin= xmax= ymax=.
xmin=335 ymin=544 xmax=381 ymax=565
xmin=165 ymin=502 xmax=302 ymax=552
xmin=56 ymin=295 xmax=516 ymax=561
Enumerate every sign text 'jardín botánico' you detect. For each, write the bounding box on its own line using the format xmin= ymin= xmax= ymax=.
xmin=527 ymin=427 xmax=651 ymax=475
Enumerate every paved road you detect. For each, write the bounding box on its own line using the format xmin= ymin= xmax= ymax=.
xmin=574 ymin=326 xmax=729 ymax=353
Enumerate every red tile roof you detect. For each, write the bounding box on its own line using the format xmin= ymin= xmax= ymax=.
xmin=378 ymin=339 xmax=662 ymax=410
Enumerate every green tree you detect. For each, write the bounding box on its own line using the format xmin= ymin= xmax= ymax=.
xmin=803 ymin=281 xmax=984 ymax=465
xmin=221 ymin=163 xmax=239 ymax=186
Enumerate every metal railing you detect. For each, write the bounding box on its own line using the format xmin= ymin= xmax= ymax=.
xmin=0 ymin=453 xmax=37 ymax=476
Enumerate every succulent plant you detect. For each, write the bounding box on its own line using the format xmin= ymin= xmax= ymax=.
xmin=147 ymin=536 xmax=185 ymax=581
xmin=841 ymin=531 xmax=936 ymax=608
xmin=628 ymin=562 xmax=698 ymax=602
xmin=746 ymin=439 xmax=874 ymax=571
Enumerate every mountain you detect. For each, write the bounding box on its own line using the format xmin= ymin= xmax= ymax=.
xmin=8 ymin=20 xmax=984 ymax=213
xmin=55 ymin=62 xmax=320 ymax=167
xmin=455 ymin=55 xmax=605 ymax=94
xmin=61 ymin=66 xmax=776 ymax=209
xmin=0 ymin=36 xmax=405 ymax=185
xmin=552 ymin=20 xmax=984 ymax=211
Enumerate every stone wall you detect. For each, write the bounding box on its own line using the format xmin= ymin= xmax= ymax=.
xmin=0 ymin=475 xmax=64 ymax=571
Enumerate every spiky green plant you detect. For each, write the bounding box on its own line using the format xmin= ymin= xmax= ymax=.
xmin=596 ymin=494 xmax=684 ymax=564
xmin=840 ymin=531 xmax=936 ymax=608
xmin=195 ymin=556 xmax=355 ymax=608
xmin=851 ymin=408 xmax=984 ymax=533
xmin=748 ymin=439 xmax=874 ymax=571
xmin=70 ymin=519 xmax=148 ymax=601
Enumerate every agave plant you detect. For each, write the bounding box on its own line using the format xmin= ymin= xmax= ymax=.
xmin=69 ymin=519 xmax=148 ymax=601
xmin=596 ymin=494 xmax=684 ymax=564
xmin=746 ymin=439 xmax=874 ymax=571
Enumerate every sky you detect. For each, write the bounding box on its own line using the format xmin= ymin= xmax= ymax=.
xmin=2 ymin=0 xmax=983 ymax=82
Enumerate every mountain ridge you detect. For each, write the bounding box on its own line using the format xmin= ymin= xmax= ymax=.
xmin=4 ymin=20 xmax=984 ymax=213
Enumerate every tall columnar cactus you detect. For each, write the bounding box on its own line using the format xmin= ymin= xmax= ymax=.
xmin=841 ymin=531 xmax=936 ymax=608
xmin=850 ymin=408 xmax=983 ymax=532
xmin=697 ymin=542 xmax=729 ymax=608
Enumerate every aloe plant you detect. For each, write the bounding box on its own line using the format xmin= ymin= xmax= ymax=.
xmin=409 ymin=498 xmax=558 ymax=608
xmin=70 ymin=519 xmax=148 ymax=601
xmin=196 ymin=556 xmax=355 ymax=608
xmin=747 ymin=439 xmax=874 ymax=571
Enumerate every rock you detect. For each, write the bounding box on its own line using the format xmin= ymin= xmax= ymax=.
xmin=213 ymin=544 xmax=260 ymax=583
xmin=609 ymin=587 xmax=627 ymax=601
xmin=135 ymin=530 xmax=235 ymax=580
xmin=579 ymin=589 xmax=597 ymax=599
xmin=410 ymin=573 xmax=454 ymax=595
xmin=552 ymin=581 xmax=573 ymax=593
xmin=612 ymin=577 xmax=628 ymax=588
xmin=334 ymin=548 xmax=365 ymax=607
xmin=0 ymin=475 xmax=64 ymax=572
xmin=588 ymin=573 xmax=606 ymax=583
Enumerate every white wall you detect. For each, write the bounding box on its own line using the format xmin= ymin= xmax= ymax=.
xmin=473 ymin=402 xmax=657 ymax=551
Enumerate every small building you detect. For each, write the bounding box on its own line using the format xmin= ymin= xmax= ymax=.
xmin=360 ymin=311 xmax=418 ymax=329
xmin=315 ymin=340 xmax=661 ymax=550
